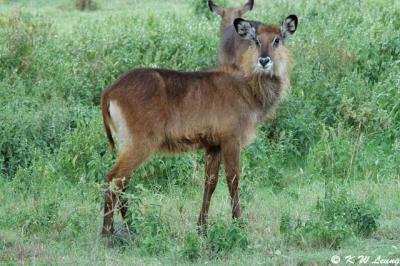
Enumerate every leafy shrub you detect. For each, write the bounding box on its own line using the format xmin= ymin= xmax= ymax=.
xmin=207 ymin=219 xmax=249 ymax=257
xmin=259 ymin=97 xmax=320 ymax=158
xmin=135 ymin=211 xmax=171 ymax=255
xmin=190 ymin=0 xmax=226 ymax=19
xmin=306 ymin=125 xmax=400 ymax=182
xmin=59 ymin=207 xmax=93 ymax=239
xmin=48 ymin=108 xmax=110 ymax=183
xmin=280 ymin=192 xmax=380 ymax=249
xmin=318 ymin=195 xmax=380 ymax=238
xmin=0 ymin=13 xmax=51 ymax=79
xmin=241 ymin=132 xmax=289 ymax=188
xmin=9 ymin=198 xmax=61 ymax=235
xmin=306 ymin=126 xmax=355 ymax=180
xmin=182 ymin=232 xmax=202 ymax=261
xmin=124 ymin=191 xmax=171 ymax=255
xmin=75 ymin=0 xmax=97 ymax=11
xmin=132 ymin=153 xmax=202 ymax=193
xmin=0 ymin=103 xmax=79 ymax=179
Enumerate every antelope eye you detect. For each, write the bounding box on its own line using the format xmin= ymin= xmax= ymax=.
xmin=273 ymin=37 xmax=280 ymax=47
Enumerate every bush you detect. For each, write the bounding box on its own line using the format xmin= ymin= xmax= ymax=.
xmin=123 ymin=190 xmax=171 ymax=255
xmin=131 ymin=153 xmax=202 ymax=193
xmin=280 ymin=192 xmax=380 ymax=249
xmin=190 ymin=0 xmax=226 ymax=19
xmin=0 ymin=13 xmax=51 ymax=79
xmin=306 ymin=126 xmax=355 ymax=180
xmin=207 ymin=219 xmax=249 ymax=257
xmin=75 ymin=0 xmax=97 ymax=11
xmin=135 ymin=211 xmax=171 ymax=255
xmin=182 ymin=232 xmax=202 ymax=261
xmin=0 ymin=103 xmax=79 ymax=179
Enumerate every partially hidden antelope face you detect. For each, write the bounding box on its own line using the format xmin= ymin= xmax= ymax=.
xmin=234 ymin=15 xmax=298 ymax=75
xmin=208 ymin=0 xmax=254 ymax=33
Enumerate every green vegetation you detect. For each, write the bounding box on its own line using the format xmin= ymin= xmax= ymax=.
xmin=75 ymin=0 xmax=98 ymax=11
xmin=280 ymin=192 xmax=381 ymax=249
xmin=0 ymin=0 xmax=399 ymax=264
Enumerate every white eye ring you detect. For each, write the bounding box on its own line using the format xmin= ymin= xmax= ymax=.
xmin=273 ymin=37 xmax=280 ymax=47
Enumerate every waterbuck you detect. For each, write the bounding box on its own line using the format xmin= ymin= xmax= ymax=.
xmin=100 ymin=15 xmax=298 ymax=235
xmin=208 ymin=0 xmax=255 ymax=67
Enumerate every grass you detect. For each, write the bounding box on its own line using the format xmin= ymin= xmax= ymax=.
xmin=0 ymin=0 xmax=399 ymax=264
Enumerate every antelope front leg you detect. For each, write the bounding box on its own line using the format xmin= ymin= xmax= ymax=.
xmin=197 ymin=146 xmax=221 ymax=235
xmin=221 ymin=138 xmax=241 ymax=219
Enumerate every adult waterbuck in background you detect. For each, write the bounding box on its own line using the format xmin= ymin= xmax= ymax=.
xmin=100 ymin=14 xmax=298 ymax=236
xmin=208 ymin=0 xmax=255 ymax=67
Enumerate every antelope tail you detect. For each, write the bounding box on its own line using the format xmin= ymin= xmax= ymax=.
xmin=101 ymin=95 xmax=115 ymax=153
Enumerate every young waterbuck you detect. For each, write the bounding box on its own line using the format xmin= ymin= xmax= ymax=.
xmin=100 ymin=15 xmax=298 ymax=236
xmin=208 ymin=0 xmax=255 ymax=67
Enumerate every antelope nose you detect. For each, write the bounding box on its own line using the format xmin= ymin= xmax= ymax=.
xmin=259 ymin=57 xmax=271 ymax=67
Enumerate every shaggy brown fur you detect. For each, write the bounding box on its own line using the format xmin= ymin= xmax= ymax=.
xmin=100 ymin=16 xmax=297 ymax=236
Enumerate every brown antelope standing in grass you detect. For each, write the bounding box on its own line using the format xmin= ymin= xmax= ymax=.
xmin=100 ymin=14 xmax=298 ymax=236
xmin=208 ymin=0 xmax=255 ymax=67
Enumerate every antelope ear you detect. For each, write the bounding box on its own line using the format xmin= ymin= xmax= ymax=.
xmin=208 ymin=0 xmax=224 ymax=16
xmin=234 ymin=18 xmax=257 ymax=41
xmin=280 ymin=14 xmax=298 ymax=39
xmin=239 ymin=0 xmax=254 ymax=15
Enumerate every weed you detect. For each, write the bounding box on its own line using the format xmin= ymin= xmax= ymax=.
xmin=75 ymin=0 xmax=97 ymax=11
xmin=190 ymin=0 xmax=226 ymax=19
xmin=182 ymin=232 xmax=202 ymax=261
xmin=207 ymin=219 xmax=249 ymax=257
xmin=280 ymin=192 xmax=381 ymax=249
